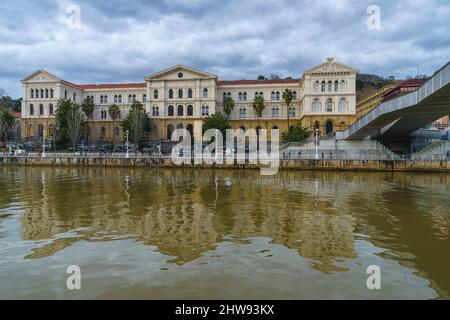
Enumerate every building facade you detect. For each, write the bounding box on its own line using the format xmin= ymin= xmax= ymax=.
xmin=20 ymin=58 xmax=357 ymax=143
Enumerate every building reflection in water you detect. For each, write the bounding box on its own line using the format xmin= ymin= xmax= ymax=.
xmin=0 ymin=167 xmax=449 ymax=294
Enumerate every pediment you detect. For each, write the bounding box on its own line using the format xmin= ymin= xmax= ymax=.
xmin=145 ymin=65 xmax=218 ymax=81
xmin=305 ymin=59 xmax=357 ymax=75
xmin=21 ymin=70 xmax=61 ymax=83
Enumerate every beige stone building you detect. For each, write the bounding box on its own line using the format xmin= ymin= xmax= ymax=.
xmin=20 ymin=58 xmax=357 ymax=143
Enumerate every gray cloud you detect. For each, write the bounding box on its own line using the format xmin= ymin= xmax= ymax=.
xmin=0 ymin=0 xmax=449 ymax=98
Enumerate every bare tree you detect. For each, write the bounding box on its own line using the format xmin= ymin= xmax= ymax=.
xmin=66 ymin=107 xmax=84 ymax=151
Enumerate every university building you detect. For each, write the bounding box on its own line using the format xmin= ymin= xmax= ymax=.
xmin=20 ymin=58 xmax=357 ymax=143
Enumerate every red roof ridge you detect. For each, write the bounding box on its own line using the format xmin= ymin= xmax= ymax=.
xmin=77 ymin=83 xmax=147 ymax=89
xmin=218 ymin=79 xmax=300 ymax=85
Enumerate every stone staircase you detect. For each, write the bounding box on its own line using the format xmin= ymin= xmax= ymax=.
xmin=418 ymin=141 xmax=450 ymax=156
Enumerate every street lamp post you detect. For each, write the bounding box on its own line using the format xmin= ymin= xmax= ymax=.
xmin=42 ymin=130 xmax=46 ymax=157
xmin=126 ymin=130 xmax=129 ymax=159
xmin=314 ymin=128 xmax=319 ymax=160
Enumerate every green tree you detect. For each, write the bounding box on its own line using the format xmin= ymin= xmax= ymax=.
xmin=281 ymin=124 xmax=310 ymax=144
xmin=252 ymin=95 xmax=265 ymax=131
xmin=222 ymin=96 xmax=235 ymax=118
xmin=0 ymin=96 xmax=13 ymax=110
xmin=13 ymin=98 xmax=22 ymax=112
xmin=81 ymin=96 xmax=95 ymax=146
xmin=202 ymin=113 xmax=231 ymax=137
xmin=108 ymin=104 xmax=120 ymax=151
xmin=122 ymin=101 xmax=150 ymax=148
xmin=66 ymin=106 xmax=84 ymax=151
xmin=0 ymin=109 xmax=14 ymax=147
xmin=55 ymin=99 xmax=74 ymax=144
xmin=282 ymin=89 xmax=294 ymax=132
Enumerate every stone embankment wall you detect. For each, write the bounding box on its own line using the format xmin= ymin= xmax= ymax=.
xmin=1 ymin=156 xmax=449 ymax=172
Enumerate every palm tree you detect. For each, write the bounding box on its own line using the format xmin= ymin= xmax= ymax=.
xmin=222 ymin=96 xmax=235 ymax=118
xmin=282 ymin=89 xmax=293 ymax=132
xmin=0 ymin=110 xmax=14 ymax=149
xmin=108 ymin=104 xmax=120 ymax=152
xmin=81 ymin=96 xmax=94 ymax=147
xmin=252 ymin=95 xmax=265 ymax=131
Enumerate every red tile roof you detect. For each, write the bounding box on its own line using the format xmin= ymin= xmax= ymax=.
xmin=218 ymin=79 xmax=299 ymax=86
xmin=10 ymin=111 xmax=21 ymax=118
xmin=77 ymin=83 xmax=147 ymax=89
xmin=395 ymin=78 xmax=429 ymax=88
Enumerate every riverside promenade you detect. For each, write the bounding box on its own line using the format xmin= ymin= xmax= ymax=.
xmin=1 ymin=154 xmax=449 ymax=172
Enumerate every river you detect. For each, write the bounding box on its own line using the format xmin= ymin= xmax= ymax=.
xmin=0 ymin=167 xmax=449 ymax=299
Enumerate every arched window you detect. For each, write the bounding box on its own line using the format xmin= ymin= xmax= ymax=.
xmin=338 ymin=98 xmax=347 ymax=112
xmin=168 ymin=105 xmax=174 ymax=116
xmin=255 ymin=92 xmax=259 ymax=98
xmin=118 ymin=95 xmax=122 ymax=103
xmin=49 ymin=104 xmax=54 ymax=115
xmin=238 ymin=92 xmax=243 ymax=101
xmin=45 ymin=89 xmax=49 ymax=99
xmin=64 ymin=90 xmax=68 ymax=99
xmin=188 ymin=89 xmax=193 ymax=99
xmin=187 ymin=105 xmax=193 ymax=116
xmin=276 ymin=92 xmax=280 ymax=100
xmin=114 ymin=95 xmax=118 ymax=103
xmin=289 ymin=107 xmax=296 ymax=117
xmin=202 ymin=105 xmax=209 ymax=116
xmin=128 ymin=95 xmax=132 ymax=103
xmin=30 ymin=89 xmax=34 ymax=99
xmin=239 ymin=107 xmax=247 ymax=118
xmin=321 ymin=81 xmax=326 ymax=92
xmin=50 ymin=89 xmax=54 ymax=98
xmin=143 ymin=94 xmax=147 ymax=102
xmin=326 ymin=98 xmax=333 ymax=112
xmin=203 ymin=88 xmax=209 ymax=98
xmin=169 ymin=89 xmax=174 ymax=99
xmin=243 ymin=92 xmax=247 ymax=101
xmin=313 ymin=81 xmax=320 ymax=93
xmin=153 ymin=89 xmax=159 ymax=99
xmin=223 ymin=92 xmax=227 ymax=101
xmin=156 ymin=107 xmax=159 ymax=116
xmin=100 ymin=127 xmax=106 ymax=138
xmin=40 ymin=89 xmax=44 ymax=99
xmin=328 ymin=81 xmax=332 ymax=92
xmin=340 ymin=80 xmax=346 ymax=92
xmin=325 ymin=121 xmax=334 ymax=135
xmin=132 ymin=95 xmax=136 ymax=103
xmin=187 ymin=124 xmax=194 ymax=137
xmin=29 ymin=104 xmax=34 ymax=115
xmin=167 ymin=124 xmax=174 ymax=140
xmin=178 ymin=89 xmax=183 ymax=99
xmin=271 ymin=92 xmax=276 ymax=100
xmin=272 ymin=107 xmax=279 ymax=117
xmin=293 ymin=91 xmax=297 ymax=100
xmin=39 ymin=104 xmax=44 ymax=116
xmin=334 ymin=80 xmax=339 ymax=92
xmin=178 ymin=105 xmax=184 ymax=116
xmin=312 ymin=98 xmax=321 ymax=112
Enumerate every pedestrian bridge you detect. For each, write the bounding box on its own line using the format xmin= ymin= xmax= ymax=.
xmin=340 ymin=62 xmax=450 ymax=142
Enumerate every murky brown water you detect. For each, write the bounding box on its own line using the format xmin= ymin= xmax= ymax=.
xmin=0 ymin=167 xmax=449 ymax=299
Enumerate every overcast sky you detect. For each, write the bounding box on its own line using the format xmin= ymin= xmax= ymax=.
xmin=1 ymin=0 xmax=449 ymax=98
